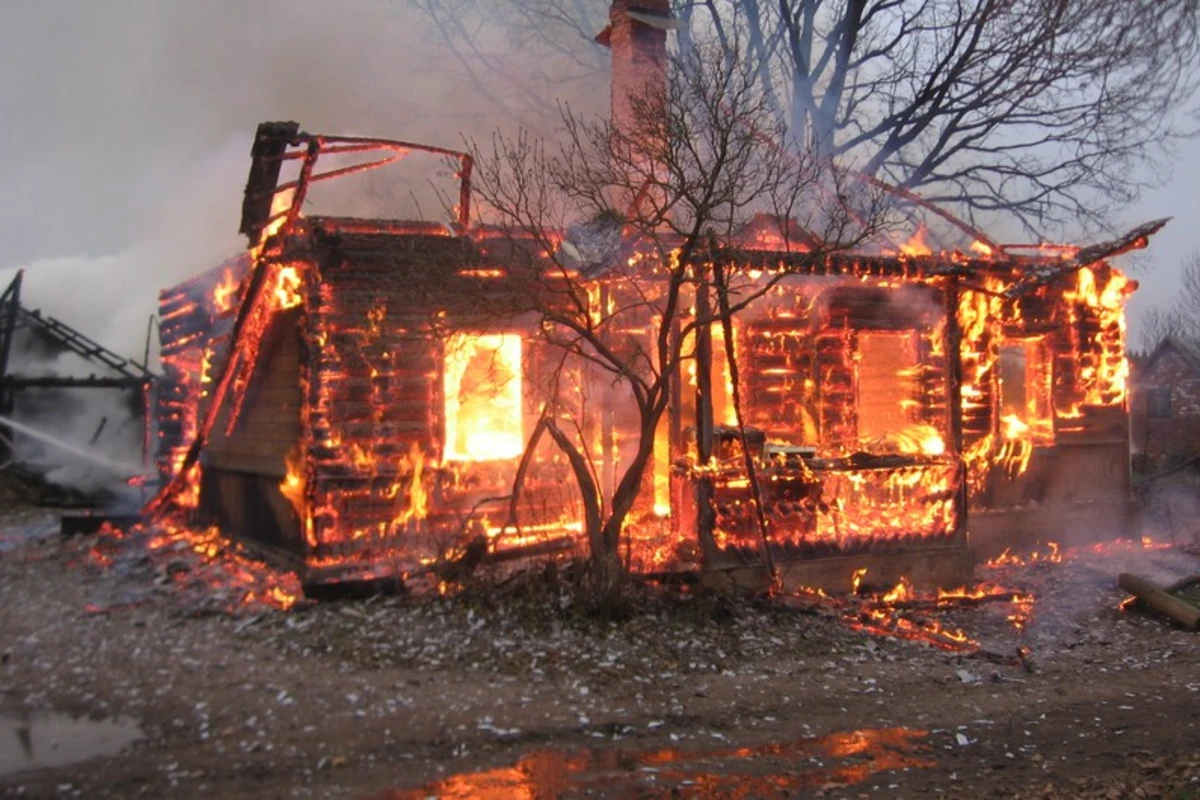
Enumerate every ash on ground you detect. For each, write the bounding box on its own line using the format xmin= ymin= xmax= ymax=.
xmin=1 ymin=511 xmax=1198 ymax=799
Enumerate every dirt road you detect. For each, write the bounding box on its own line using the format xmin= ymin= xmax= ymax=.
xmin=1 ymin=512 xmax=1198 ymax=798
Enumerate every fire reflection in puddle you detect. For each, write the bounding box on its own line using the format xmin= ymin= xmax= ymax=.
xmin=0 ymin=712 xmax=143 ymax=777
xmin=374 ymin=727 xmax=930 ymax=799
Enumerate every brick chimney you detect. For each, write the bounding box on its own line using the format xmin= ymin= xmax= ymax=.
xmin=597 ymin=1 xmax=671 ymax=141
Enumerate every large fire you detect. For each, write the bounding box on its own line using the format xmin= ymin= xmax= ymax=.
xmin=151 ymin=220 xmax=1138 ymax=595
xmin=145 ymin=124 xmax=1155 ymax=608
xmin=442 ymin=332 xmax=524 ymax=462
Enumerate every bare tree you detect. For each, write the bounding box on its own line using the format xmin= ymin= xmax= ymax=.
xmin=1138 ymin=251 xmax=1200 ymax=351
xmin=406 ymin=0 xmax=609 ymax=136
xmin=468 ymin=41 xmax=889 ymax=606
xmin=408 ymin=0 xmax=1200 ymax=237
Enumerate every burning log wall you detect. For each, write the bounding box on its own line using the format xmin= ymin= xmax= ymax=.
xmin=956 ymin=258 xmax=1137 ymax=553
xmin=250 ymin=221 xmax=588 ymax=582
xmin=704 ymin=277 xmax=960 ymax=565
xmin=154 ymin=222 xmax=1143 ymax=592
xmin=155 ymin=256 xmax=250 ymax=485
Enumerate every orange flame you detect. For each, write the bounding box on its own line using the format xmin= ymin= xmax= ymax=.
xmin=280 ymin=447 xmax=306 ymax=518
xmin=212 ymin=268 xmax=240 ymax=313
xmin=851 ymin=567 xmax=868 ymax=594
xmin=394 ymin=443 xmax=428 ymax=529
xmin=899 ymin=227 xmax=933 ymax=257
xmin=1064 ymin=267 xmax=1132 ymax=406
xmin=274 ymin=265 xmax=303 ymax=309
xmin=881 ymin=576 xmax=914 ymax=604
xmin=984 ymin=541 xmax=1061 ymax=568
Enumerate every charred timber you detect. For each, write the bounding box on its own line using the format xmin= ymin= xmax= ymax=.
xmin=1119 ymin=572 xmax=1200 ymax=631
xmin=5 ymin=375 xmax=150 ymax=389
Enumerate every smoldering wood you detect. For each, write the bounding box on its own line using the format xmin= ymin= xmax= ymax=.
xmin=1118 ymin=572 xmax=1200 ymax=631
xmin=240 ymin=121 xmax=300 ymax=240
xmin=240 ymin=125 xmax=475 ymax=241
xmin=1002 ymin=218 xmax=1168 ymax=299
xmin=705 ymin=548 xmax=975 ymax=595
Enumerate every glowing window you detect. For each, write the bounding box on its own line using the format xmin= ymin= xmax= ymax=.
xmin=856 ymin=331 xmax=920 ymax=442
xmin=443 ymin=333 xmax=523 ymax=461
xmin=997 ymin=338 xmax=1053 ymax=442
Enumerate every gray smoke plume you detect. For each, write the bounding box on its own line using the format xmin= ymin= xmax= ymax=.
xmin=0 ymin=1 xmax=608 ymax=493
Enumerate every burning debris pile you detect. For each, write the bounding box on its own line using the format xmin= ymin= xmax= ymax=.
xmin=84 ymin=520 xmax=301 ymax=616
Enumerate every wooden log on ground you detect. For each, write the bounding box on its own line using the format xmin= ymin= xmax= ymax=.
xmin=1118 ymin=572 xmax=1200 ymax=631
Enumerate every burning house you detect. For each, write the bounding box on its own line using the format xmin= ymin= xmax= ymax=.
xmin=147 ymin=3 xmax=1161 ymax=596
xmin=147 ymin=126 xmax=1156 ymax=594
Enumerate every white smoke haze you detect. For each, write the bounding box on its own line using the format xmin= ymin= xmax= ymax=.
xmin=0 ymin=0 xmax=608 ymax=491
xmin=0 ymin=139 xmax=248 ymax=362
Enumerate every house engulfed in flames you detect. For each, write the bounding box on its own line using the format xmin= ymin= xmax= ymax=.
xmin=148 ymin=116 xmax=1162 ymax=595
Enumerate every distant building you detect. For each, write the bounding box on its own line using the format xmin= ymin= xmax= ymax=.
xmin=1130 ymin=337 xmax=1200 ymax=463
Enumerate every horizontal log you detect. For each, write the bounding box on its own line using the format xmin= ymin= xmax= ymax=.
xmin=1119 ymin=572 xmax=1200 ymax=631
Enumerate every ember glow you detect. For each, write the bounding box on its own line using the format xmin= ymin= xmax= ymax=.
xmin=850 ymin=573 xmax=979 ymax=651
xmin=88 ymin=520 xmax=303 ymax=614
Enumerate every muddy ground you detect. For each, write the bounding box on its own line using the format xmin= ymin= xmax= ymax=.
xmin=1 ymin=508 xmax=1199 ymax=799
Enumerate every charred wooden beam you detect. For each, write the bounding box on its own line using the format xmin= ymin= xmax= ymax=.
xmin=1119 ymin=572 xmax=1200 ymax=631
xmin=6 ymin=375 xmax=149 ymax=389
xmin=16 ymin=307 xmax=153 ymax=380
xmin=240 ymin=121 xmax=300 ymax=241
xmin=1003 ymin=218 xmax=1168 ymax=298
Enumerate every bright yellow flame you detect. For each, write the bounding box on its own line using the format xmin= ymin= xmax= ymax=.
xmin=1000 ymin=413 xmax=1030 ymax=440
xmin=851 ymin=567 xmax=868 ymax=594
xmin=899 ymin=226 xmax=933 ymax=256
xmin=1064 ymin=267 xmax=1132 ymax=405
xmin=212 ymin=268 xmax=240 ymax=313
xmin=881 ymin=576 xmax=914 ymax=604
xmin=274 ymin=266 xmax=303 ymax=309
xmin=280 ymin=446 xmax=305 ymax=517
xmin=443 ymin=333 xmax=524 ymax=461
xmin=884 ymin=423 xmax=946 ymax=456
xmin=395 ymin=442 xmax=428 ymax=527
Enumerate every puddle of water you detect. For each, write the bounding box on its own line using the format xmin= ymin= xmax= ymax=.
xmin=0 ymin=712 xmax=144 ymax=777
xmin=374 ymin=727 xmax=931 ymax=799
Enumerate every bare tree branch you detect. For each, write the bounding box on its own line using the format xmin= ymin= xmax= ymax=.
xmin=409 ymin=0 xmax=1200 ymax=237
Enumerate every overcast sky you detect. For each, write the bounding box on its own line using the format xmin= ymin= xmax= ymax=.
xmin=1 ymin=0 xmax=1196 ymax=356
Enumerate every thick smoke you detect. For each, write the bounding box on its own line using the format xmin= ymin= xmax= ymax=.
xmin=0 ymin=1 xmax=607 ymax=492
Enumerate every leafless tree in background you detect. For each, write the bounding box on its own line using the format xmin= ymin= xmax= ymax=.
xmin=409 ymin=0 xmax=1200 ymax=237
xmin=1138 ymin=252 xmax=1200 ymax=351
xmin=406 ymin=0 xmax=609 ymax=135
xmin=468 ymin=41 xmax=889 ymax=607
